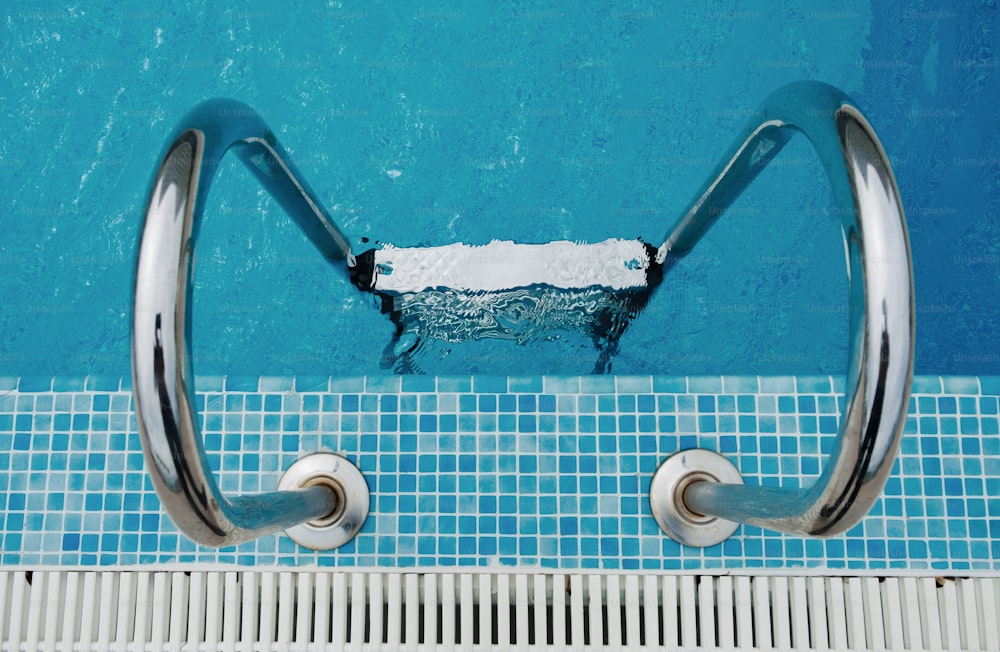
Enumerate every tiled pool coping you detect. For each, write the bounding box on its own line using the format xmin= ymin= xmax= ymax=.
xmin=0 ymin=375 xmax=997 ymax=572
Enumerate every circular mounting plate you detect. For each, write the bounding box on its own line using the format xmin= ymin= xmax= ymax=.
xmin=278 ymin=452 xmax=369 ymax=550
xmin=649 ymin=449 xmax=744 ymax=547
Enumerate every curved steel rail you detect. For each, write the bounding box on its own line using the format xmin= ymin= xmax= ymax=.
xmin=134 ymin=84 xmax=913 ymax=547
xmin=132 ymin=100 xmax=352 ymax=547
xmin=654 ymin=81 xmax=914 ymax=537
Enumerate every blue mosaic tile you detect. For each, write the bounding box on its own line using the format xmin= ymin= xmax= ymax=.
xmin=508 ymin=376 xmax=542 ymax=393
xmin=472 ymin=376 xmax=507 ymax=393
xmin=688 ymin=376 xmax=723 ymax=393
xmin=437 ymin=377 xmax=472 ymax=392
xmin=652 ymin=377 xmax=687 ymax=393
xmin=52 ymin=377 xmax=86 ymax=392
xmin=795 ymin=376 xmax=832 ymax=394
xmin=17 ymin=377 xmax=52 ymax=392
xmin=295 ymin=375 xmax=330 ymax=392
xmin=197 ymin=376 xmax=225 ymax=392
xmin=84 ymin=376 xmax=121 ymax=392
xmin=329 ymin=377 xmax=365 ymax=393
xmin=259 ymin=376 xmax=293 ymax=392
xmin=912 ymin=376 xmax=943 ymax=393
xmin=722 ymin=376 xmax=758 ymax=393
xmin=224 ymin=376 xmax=258 ymax=392
xmin=942 ymin=376 xmax=980 ymax=394
xmin=979 ymin=376 xmax=1000 ymax=395
xmin=0 ymin=374 xmax=995 ymax=573
xmin=580 ymin=376 xmax=615 ymax=394
xmin=542 ymin=376 xmax=580 ymax=394
xmin=616 ymin=376 xmax=652 ymax=393
xmin=759 ymin=376 xmax=795 ymax=393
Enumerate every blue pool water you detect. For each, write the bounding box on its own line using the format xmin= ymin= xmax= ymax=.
xmin=1 ymin=2 xmax=998 ymax=378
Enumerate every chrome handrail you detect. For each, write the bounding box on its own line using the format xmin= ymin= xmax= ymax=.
xmin=135 ymin=85 xmax=913 ymax=550
xmin=650 ymin=81 xmax=914 ymax=543
xmin=132 ymin=99 xmax=358 ymax=548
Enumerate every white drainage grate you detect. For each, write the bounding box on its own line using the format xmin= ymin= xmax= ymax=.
xmin=0 ymin=570 xmax=997 ymax=650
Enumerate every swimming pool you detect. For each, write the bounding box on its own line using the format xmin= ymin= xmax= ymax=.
xmin=1 ymin=2 xmax=999 ymax=648
xmin=2 ymin=1 xmax=997 ymax=378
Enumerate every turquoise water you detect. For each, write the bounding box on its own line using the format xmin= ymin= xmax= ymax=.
xmin=1 ymin=2 xmax=997 ymax=377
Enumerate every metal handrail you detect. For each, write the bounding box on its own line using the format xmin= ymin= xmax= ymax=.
xmin=132 ymin=100 xmax=353 ymax=547
xmin=653 ymin=81 xmax=914 ymax=539
xmin=135 ymin=84 xmax=914 ymax=549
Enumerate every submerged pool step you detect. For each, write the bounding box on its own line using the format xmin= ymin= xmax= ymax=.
xmin=0 ymin=571 xmax=997 ymax=651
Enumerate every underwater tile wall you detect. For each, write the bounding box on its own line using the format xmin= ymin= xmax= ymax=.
xmin=0 ymin=374 xmax=997 ymax=572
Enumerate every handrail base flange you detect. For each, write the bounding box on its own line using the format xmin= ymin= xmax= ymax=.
xmin=650 ymin=449 xmax=743 ymax=547
xmin=278 ymin=453 xmax=370 ymax=550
